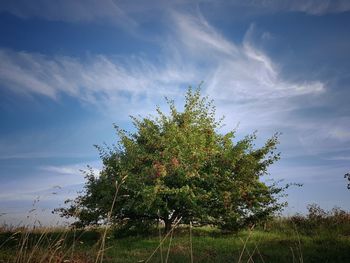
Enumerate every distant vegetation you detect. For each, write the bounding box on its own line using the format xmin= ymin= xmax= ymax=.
xmin=55 ymin=87 xmax=289 ymax=234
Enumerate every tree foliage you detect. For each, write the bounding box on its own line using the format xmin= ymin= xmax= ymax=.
xmin=56 ymin=87 xmax=288 ymax=232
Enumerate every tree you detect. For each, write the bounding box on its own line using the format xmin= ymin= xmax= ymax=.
xmin=56 ymin=87 xmax=288 ymax=232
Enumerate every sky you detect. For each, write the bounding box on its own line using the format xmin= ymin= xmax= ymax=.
xmin=0 ymin=0 xmax=350 ymax=226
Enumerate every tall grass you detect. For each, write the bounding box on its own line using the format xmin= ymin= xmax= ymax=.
xmin=95 ymin=175 xmax=126 ymax=263
xmin=1 ymin=204 xmax=350 ymax=262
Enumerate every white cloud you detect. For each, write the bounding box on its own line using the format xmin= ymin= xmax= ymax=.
xmin=0 ymin=49 xmax=197 ymax=116
xmin=40 ymin=164 xmax=101 ymax=177
xmin=40 ymin=165 xmax=83 ymax=176
xmin=172 ymin=11 xmax=239 ymax=57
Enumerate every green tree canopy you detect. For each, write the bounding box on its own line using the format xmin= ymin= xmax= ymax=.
xmin=56 ymin=87 xmax=288 ymax=232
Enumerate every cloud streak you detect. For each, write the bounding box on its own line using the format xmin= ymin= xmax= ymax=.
xmin=268 ymin=0 xmax=350 ymax=15
xmin=167 ymin=13 xmax=325 ymax=104
xmin=203 ymin=0 xmax=350 ymax=15
xmin=0 ymin=12 xmax=325 ymax=110
xmin=0 ymin=0 xmax=137 ymax=30
xmin=0 ymin=49 xmax=196 ymax=114
xmin=40 ymin=163 xmax=101 ymax=177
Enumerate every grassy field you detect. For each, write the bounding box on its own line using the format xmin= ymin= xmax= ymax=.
xmin=1 ymin=214 xmax=350 ymax=263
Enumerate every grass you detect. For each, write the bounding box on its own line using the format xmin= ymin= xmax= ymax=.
xmin=1 ymin=202 xmax=349 ymax=262
xmin=1 ymin=220 xmax=350 ymax=263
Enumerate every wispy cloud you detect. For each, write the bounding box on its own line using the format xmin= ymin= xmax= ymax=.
xmin=172 ymin=11 xmax=239 ymax=57
xmin=0 ymin=49 xmax=196 ymax=114
xmin=0 ymin=163 xmax=100 ymax=202
xmin=166 ymin=12 xmax=350 ymax=160
xmin=0 ymin=162 xmax=98 ymax=226
xmin=275 ymin=0 xmax=350 ymax=15
xmin=0 ymin=0 xmax=137 ymax=30
xmin=169 ymin=14 xmax=325 ymax=102
xmin=0 ymin=183 xmax=83 ymax=225
xmin=0 ymin=13 xmax=325 ymax=128
xmin=1 ymin=10 xmax=347 ymax=161
xmin=0 ymin=183 xmax=83 ymax=201
xmin=204 ymin=0 xmax=350 ymax=15
xmin=40 ymin=163 xmax=101 ymax=177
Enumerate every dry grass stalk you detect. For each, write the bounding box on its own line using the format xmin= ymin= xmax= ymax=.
xmin=95 ymin=175 xmax=127 ymax=263
xmin=144 ymin=217 xmax=182 ymax=263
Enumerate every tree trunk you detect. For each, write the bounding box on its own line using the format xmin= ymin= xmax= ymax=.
xmin=164 ymin=219 xmax=172 ymax=234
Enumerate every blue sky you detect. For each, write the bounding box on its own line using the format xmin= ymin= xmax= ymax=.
xmin=0 ymin=0 xmax=350 ymax=225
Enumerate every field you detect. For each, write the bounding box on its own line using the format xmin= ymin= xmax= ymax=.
xmin=1 ymin=211 xmax=350 ymax=263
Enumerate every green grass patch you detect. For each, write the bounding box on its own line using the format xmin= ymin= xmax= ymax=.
xmin=1 ymin=220 xmax=350 ymax=263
